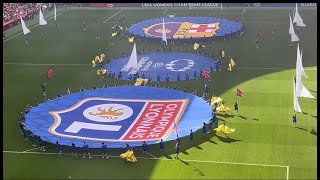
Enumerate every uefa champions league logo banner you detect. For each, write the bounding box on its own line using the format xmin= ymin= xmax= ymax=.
xmin=25 ymin=86 xmax=212 ymax=148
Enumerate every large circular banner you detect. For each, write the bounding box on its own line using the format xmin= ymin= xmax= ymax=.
xmin=105 ymin=53 xmax=216 ymax=82
xmin=25 ymin=86 xmax=212 ymax=148
xmin=128 ymin=16 xmax=243 ymax=39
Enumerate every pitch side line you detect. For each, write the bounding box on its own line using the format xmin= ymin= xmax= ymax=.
xmin=22 ymin=145 xmax=54 ymax=152
xmin=163 ymin=9 xmax=168 ymax=14
xmin=3 ymin=63 xmax=89 ymax=66
xmin=164 ymin=12 xmax=244 ymax=15
xmin=3 ymin=150 xmax=289 ymax=168
xmin=287 ymin=166 xmax=290 ymax=180
xmin=134 ymin=148 xmax=157 ymax=159
xmin=3 ymin=9 xmax=70 ymax=43
xmin=102 ymin=9 xmax=124 ymax=23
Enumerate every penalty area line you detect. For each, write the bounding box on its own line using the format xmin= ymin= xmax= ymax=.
xmin=103 ymin=9 xmax=124 ymax=23
xmin=134 ymin=148 xmax=157 ymax=159
xmin=163 ymin=9 xmax=168 ymax=14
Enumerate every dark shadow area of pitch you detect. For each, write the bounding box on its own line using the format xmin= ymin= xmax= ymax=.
xmin=215 ymin=135 xmax=242 ymax=144
xmin=295 ymin=126 xmax=308 ymax=132
xmin=310 ymin=129 xmax=317 ymax=136
xmin=178 ymin=159 xmax=205 ymax=176
xmin=309 ymin=89 xmax=317 ymax=94
xmin=310 ymin=114 xmax=317 ymax=118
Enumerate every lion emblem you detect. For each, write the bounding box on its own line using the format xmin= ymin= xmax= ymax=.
xmin=88 ymin=107 xmax=124 ymax=120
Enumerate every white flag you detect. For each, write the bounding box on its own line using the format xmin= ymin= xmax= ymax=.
xmin=54 ymin=4 xmax=57 ymax=21
xmin=162 ymin=17 xmax=167 ymax=45
xmin=298 ymin=48 xmax=307 ymax=78
xmin=289 ymin=13 xmax=299 ymax=42
xmin=20 ymin=17 xmax=30 ymax=35
xmin=39 ymin=8 xmax=47 ymax=25
xmin=123 ymin=43 xmax=138 ymax=74
xmin=293 ymin=78 xmax=302 ymax=113
xmin=293 ymin=3 xmax=306 ymax=27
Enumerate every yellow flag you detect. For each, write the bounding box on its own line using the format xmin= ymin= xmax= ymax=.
xmin=194 ymin=43 xmax=200 ymax=50
xmin=128 ymin=37 xmax=134 ymax=43
xmin=222 ymin=50 xmax=225 ymax=58
xmin=96 ymin=69 xmax=101 ymax=75
xmin=228 ymin=63 xmax=232 ymax=71
xmin=112 ymin=32 xmax=118 ymax=37
xmin=230 ymin=58 xmax=236 ymax=67
xmin=100 ymin=54 xmax=105 ymax=61
xmin=214 ymin=125 xmax=235 ymax=134
xmin=135 ymin=78 xmax=148 ymax=86
xmin=92 ymin=60 xmax=96 ymax=68
xmin=101 ymin=68 xmax=107 ymax=74
xmin=95 ymin=56 xmax=100 ymax=62
xmin=211 ymin=96 xmax=223 ymax=107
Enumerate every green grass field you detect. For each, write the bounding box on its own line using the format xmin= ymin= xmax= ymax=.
xmin=3 ymin=6 xmax=317 ymax=179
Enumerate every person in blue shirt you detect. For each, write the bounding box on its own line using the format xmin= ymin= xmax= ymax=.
xmin=34 ymin=100 xmax=38 ymax=107
xmin=118 ymin=72 xmax=123 ymax=79
xmin=157 ymin=75 xmax=160 ymax=82
xmin=204 ymin=84 xmax=209 ymax=97
xmin=183 ymin=88 xmax=187 ymax=92
xmin=92 ymin=85 xmax=97 ymax=90
xmin=20 ymin=111 xmax=26 ymax=121
xmin=125 ymin=144 xmax=130 ymax=152
xmin=112 ymin=72 xmax=115 ymax=78
xmin=175 ymin=142 xmax=180 ymax=159
xmin=200 ymin=68 xmax=203 ymax=77
xmin=56 ymin=141 xmax=62 ymax=155
xmin=71 ymin=143 xmax=78 ymax=158
xmin=177 ymin=74 xmax=180 ymax=81
xmin=56 ymin=92 xmax=62 ymax=98
xmin=115 ymin=81 xmax=118 ymax=87
xmin=41 ymin=82 xmax=46 ymax=96
xmin=190 ymin=129 xmax=194 ymax=144
xmin=213 ymin=103 xmax=218 ymax=113
xmin=44 ymin=96 xmax=50 ymax=102
xmin=185 ymin=74 xmax=189 ymax=80
xmin=29 ymin=133 xmax=36 ymax=146
xmin=202 ymin=122 xmax=207 ymax=139
xmin=165 ymin=74 xmax=169 ymax=82
xmin=142 ymin=74 xmax=145 ymax=79
xmin=173 ymin=85 xmax=176 ymax=90
xmin=80 ymin=86 xmax=85 ymax=91
xmin=101 ymin=142 xmax=108 ymax=159
xmin=148 ymin=75 xmax=152 ymax=82
xmin=83 ymin=142 xmax=92 ymax=159
xmin=142 ymin=141 xmax=148 ymax=154
xmin=103 ymin=83 xmax=108 ymax=88
xmin=234 ymin=102 xmax=239 ymax=114
xmin=159 ymin=139 xmax=164 ymax=152
xmin=210 ymin=66 xmax=214 ymax=73
xmin=67 ymin=89 xmax=72 ymax=95
xmin=292 ymin=113 xmax=297 ymax=127
xmin=192 ymin=89 xmax=197 ymax=96
xmin=141 ymin=81 xmax=145 ymax=86
xmin=208 ymin=119 xmax=213 ymax=133
xmin=212 ymin=113 xmax=217 ymax=125
xmin=38 ymin=136 xmax=45 ymax=151
xmin=193 ymin=70 xmax=197 ymax=79
xmin=176 ymin=135 xmax=180 ymax=146
xmin=128 ymin=74 xmax=133 ymax=81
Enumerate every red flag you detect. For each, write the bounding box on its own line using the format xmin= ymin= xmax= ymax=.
xmin=203 ymin=69 xmax=210 ymax=79
xmin=236 ymin=88 xmax=243 ymax=97
xmin=47 ymin=67 xmax=54 ymax=79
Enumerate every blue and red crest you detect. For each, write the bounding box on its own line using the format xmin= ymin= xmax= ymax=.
xmin=49 ymin=97 xmax=188 ymax=142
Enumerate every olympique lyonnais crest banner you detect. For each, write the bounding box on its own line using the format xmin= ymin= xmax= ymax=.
xmin=25 ymin=86 xmax=212 ymax=148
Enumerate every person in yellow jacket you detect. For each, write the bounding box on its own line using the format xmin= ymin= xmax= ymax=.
xmin=100 ymin=53 xmax=105 ymax=63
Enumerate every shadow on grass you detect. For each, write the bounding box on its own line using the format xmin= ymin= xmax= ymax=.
xmin=309 ymin=89 xmax=317 ymax=93
xmin=238 ymin=115 xmax=247 ymax=120
xmin=310 ymin=129 xmax=317 ymax=136
xmin=295 ymin=127 xmax=308 ymax=131
xmin=178 ymin=159 xmax=205 ymax=176
xmin=310 ymin=114 xmax=317 ymax=118
xmin=217 ymin=113 xmax=234 ymax=118
xmin=164 ymin=154 xmax=173 ymax=159
xmin=215 ymin=135 xmax=242 ymax=144
xmin=252 ymin=118 xmax=259 ymax=121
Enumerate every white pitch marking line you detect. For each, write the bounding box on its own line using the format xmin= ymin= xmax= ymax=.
xmin=163 ymin=9 xmax=168 ymax=14
xmin=134 ymin=148 xmax=157 ymax=159
xmin=103 ymin=9 xmax=124 ymax=23
xmin=3 ymin=150 xmax=288 ymax=168
xmin=3 ymin=9 xmax=70 ymax=43
xmin=23 ymin=145 xmax=54 ymax=152
xmin=3 ymin=63 xmax=89 ymax=66
xmin=286 ymin=166 xmax=290 ymax=180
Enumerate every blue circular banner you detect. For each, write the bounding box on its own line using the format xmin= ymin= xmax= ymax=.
xmin=128 ymin=16 xmax=242 ymax=39
xmin=105 ymin=53 xmax=216 ymax=82
xmin=25 ymin=86 xmax=212 ymax=148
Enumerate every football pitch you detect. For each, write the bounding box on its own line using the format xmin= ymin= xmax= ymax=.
xmin=3 ymin=6 xmax=317 ymax=179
